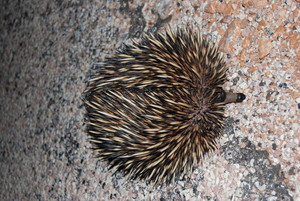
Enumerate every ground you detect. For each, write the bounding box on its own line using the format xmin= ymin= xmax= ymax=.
xmin=0 ymin=0 xmax=299 ymax=200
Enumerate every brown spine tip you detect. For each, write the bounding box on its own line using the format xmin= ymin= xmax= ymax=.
xmin=224 ymin=92 xmax=246 ymax=104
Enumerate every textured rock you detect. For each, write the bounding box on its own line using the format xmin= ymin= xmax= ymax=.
xmin=258 ymin=38 xmax=273 ymax=59
xmin=219 ymin=20 xmax=241 ymax=53
xmin=0 ymin=0 xmax=299 ymax=200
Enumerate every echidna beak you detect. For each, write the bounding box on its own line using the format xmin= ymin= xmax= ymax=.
xmin=224 ymin=92 xmax=246 ymax=104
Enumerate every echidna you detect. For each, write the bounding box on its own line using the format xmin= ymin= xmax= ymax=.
xmin=83 ymin=27 xmax=246 ymax=185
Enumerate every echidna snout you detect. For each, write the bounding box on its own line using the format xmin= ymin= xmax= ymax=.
xmin=224 ymin=91 xmax=246 ymax=103
xmin=212 ymin=88 xmax=246 ymax=104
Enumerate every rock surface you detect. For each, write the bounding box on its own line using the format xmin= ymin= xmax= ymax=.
xmin=0 ymin=0 xmax=299 ymax=200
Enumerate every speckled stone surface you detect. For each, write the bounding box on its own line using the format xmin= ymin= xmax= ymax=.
xmin=0 ymin=0 xmax=299 ymax=200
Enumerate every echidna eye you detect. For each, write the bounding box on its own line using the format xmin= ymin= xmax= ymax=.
xmin=214 ymin=88 xmax=226 ymax=103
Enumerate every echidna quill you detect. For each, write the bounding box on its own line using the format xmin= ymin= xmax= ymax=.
xmin=83 ymin=27 xmax=246 ymax=185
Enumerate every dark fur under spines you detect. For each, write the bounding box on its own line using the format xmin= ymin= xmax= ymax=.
xmin=84 ymin=27 xmax=245 ymax=185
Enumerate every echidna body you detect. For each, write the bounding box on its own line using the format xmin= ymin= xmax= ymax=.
xmin=84 ymin=27 xmax=245 ymax=184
